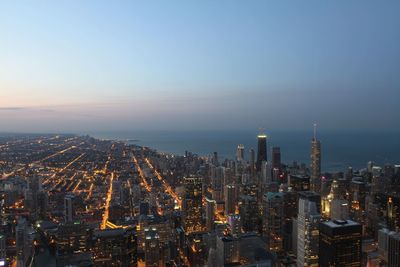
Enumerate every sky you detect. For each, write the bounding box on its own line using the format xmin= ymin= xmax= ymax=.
xmin=0 ymin=1 xmax=399 ymax=133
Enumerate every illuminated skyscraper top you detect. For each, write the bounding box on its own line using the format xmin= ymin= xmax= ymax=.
xmin=310 ymin=123 xmax=322 ymax=193
xmin=256 ymin=133 xmax=267 ymax=172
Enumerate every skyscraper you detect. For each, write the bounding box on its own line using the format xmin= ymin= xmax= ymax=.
xmin=92 ymin=227 xmax=138 ymax=266
xmin=16 ymin=217 xmax=29 ymax=267
xmin=297 ymin=191 xmax=321 ymax=267
xmin=182 ymin=176 xmax=203 ymax=234
xmin=64 ymin=194 xmax=75 ymax=223
xmin=0 ymin=234 xmax=5 ymax=264
xmin=236 ymin=144 xmax=245 ymax=162
xmin=310 ymin=124 xmax=321 ymax=193
xmin=319 ymin=219 xmax=362 ymax=267
xmin=144 ymin=227 xmax=160 ymax=267
xmin=256 ymin=134 xmax=267 ymax=172
xmin=227 ymin=215 xmax=241 ymax=237
xmin=272 ymin=146 xmax=281 ymax=170
xmin=224 ymin=184 xmax=236 ymax=215
xmin=262 ymin=192 xmax=284 ymax=253
xmin=24 ymin=175 xmax=46 ymax=219
xmin=388 ymin=232 xmax=400 ymax=267
xmin=205 ymin=197 xmax=215 ymax=231
xmin=216 ymin=235 xmax=240 ymax=266
xmin=249 ymin=148 xmax=255 ymax=173
xmin=239 ymin=194 xmax=259 ymax=233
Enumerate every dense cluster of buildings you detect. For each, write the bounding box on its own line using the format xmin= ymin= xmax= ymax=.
xmin=0 ymin=131 xmax=399 ymax=266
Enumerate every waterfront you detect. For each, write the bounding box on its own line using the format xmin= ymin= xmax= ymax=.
xmin=89 ymin=130 xmax=400 ymax=172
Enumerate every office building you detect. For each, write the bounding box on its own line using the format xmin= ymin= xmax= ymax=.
xmin=16 ymin=217 xmax=31 ymax=267
xmin=256 ymin=134 xmax=267 ymax=172
xmin=297 ymin=191 xmax=321 ymax=267
xmin=205 ymin=197 xmax=215 ymax=231
xmin=388 ymin=231 xmax=400 ymax=267
xmin=249 ymin=149 xmax=255 ymax=173
xmin=182 ymin=176 xmax=203 ymax=234
xmin=56 ymin=221 xmax=89 ymax=266
xmin=0 ymin=234 xmax=5 ymax=264
xmin=224 ymin=184 xmax=236 ymax=215
xmin=239 ymin=195 xmax=259 ymax=233
xmin=92 ymin=227 xmax=137 ymax=266
xmin=145 ymin=227 xmax=160 ymax=267
xmin=272 ymin=146 xmax=281 ymax=170
xmin=216 ymin=235 xmax=239 ymax=266
xmin=64 ymin=194 xmax=75 ymax=223
xmin=319 ymin=219 xmax=362 ymax=267
xmin=262 ymin=192 xmax=284 ymax=253
xmin=227 ymin=214 xmax=241 ymax=237
xmin=236 ymin=144 xmax=245 ymax=162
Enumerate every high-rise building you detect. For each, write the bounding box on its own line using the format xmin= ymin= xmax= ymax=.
xmin=182 ymin=176 xmax=203 ymax=234
xmin=216 ymin=235 xmax=240 ymax=266
xmin=212 ymin=152 xmax=219 ymax=166
xmin=24 ymin=175 xmax=45 ymax=219
xmin=262 ymin=192 xmax=284 ymax=253
xmin=224 ymin=185 xmax=236 ymax=215
xmin=64 ymin=194 xmax=75 ymax=223
xmin=272 ymin=147 xmax=281 ymax=170
xmin=288 ymin=174 xmax=311 ymax=192
xmin=239 ymin=195 xmax=259 ymax=233
xmin=256 ymin=134 xmax=267 ymax=172
xmin=56 ymin=221 xmax=89 ymax=266
xmin=330 ymin=199 xmax=350 ymax=220
xmin=210 ymin=166 xmax=224 ymax=201
xmin=227 ymin=214 xmax=241 ymax=237
xmin=261 ymin=161 xmax=272 ymax=184
xmin=319 ymin=219 xmax=362 ymax=267
xmin=388 ymin=231 xmax=400 ymax=267
xmin=16 ymin=217 xmax=31 ymax=267
xmin=249 ymin=149 xmax=255 ymax=174
xmin=297 ymin=191 xmax=321 ymax=267
xmin=0 ymin=234 xmax=5 ymax=265
xmin=205 ymin=197 xmax=215 ymax=231
xmin=378 ymin=228 xmax=390 ymax=265
xmin=283 ymin=191 xmax=298 ymax=253
xmin=236 ymin=144 xmax=245 ymax=162
xmin=144 ymin=227 xmax=160 ymax=267
xmin=310 ymin=124 xmax=321 ymax=193
xmin=92 ymin=227 xmax=137 ymax=266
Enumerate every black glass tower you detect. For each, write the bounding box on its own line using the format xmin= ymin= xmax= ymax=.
xmin=256 ymin=134 xmax=267 ymax=172
xmin=319 ymin=220 xmax=362 ymax=267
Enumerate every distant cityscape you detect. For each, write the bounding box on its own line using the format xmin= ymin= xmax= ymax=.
xmin=0 ymin=130 xmax=399 ymax=267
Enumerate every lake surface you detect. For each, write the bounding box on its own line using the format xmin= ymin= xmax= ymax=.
xmin=88 ymin=130 xmax=400 ymax=172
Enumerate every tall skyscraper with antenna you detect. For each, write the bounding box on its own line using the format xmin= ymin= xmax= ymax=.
xmin=256 ymin=133 xmax=267 ymax=172
xmin=310 ymin=123 xmax=321 ymax=193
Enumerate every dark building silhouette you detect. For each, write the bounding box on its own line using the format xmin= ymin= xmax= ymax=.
xmin=319 ymin=219 xmax=362 ymax=267
xmin=92 ymin=227 xmax=138 ymax=267
xmin=256 ymin=134 xmax=267 ymax=172
xmin=272 ymin=146 xmax=281 ymax=170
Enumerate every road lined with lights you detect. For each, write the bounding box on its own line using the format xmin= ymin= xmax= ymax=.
xmin=133 ymin=156 xmax=151 ymax=192
xmin=2 ymin=139 xmax=83 ymax=180
xmin=43 ymin=152 xmax=86 ymax=188
xmin=101 ymin=172 xmax=115 ymax=229
xmin=144 ymin=157 xmax=182 ymax=209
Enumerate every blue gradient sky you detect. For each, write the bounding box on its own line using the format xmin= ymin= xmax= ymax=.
xmin=1 ymin=1 xmax=399 ymax=133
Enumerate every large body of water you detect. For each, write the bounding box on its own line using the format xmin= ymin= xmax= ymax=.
xmin=88 ymin=130 xmax=400 ymax=172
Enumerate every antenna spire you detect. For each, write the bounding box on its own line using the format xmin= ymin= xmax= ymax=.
xmin=313 ymin=123 xmax=317 ymax=140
